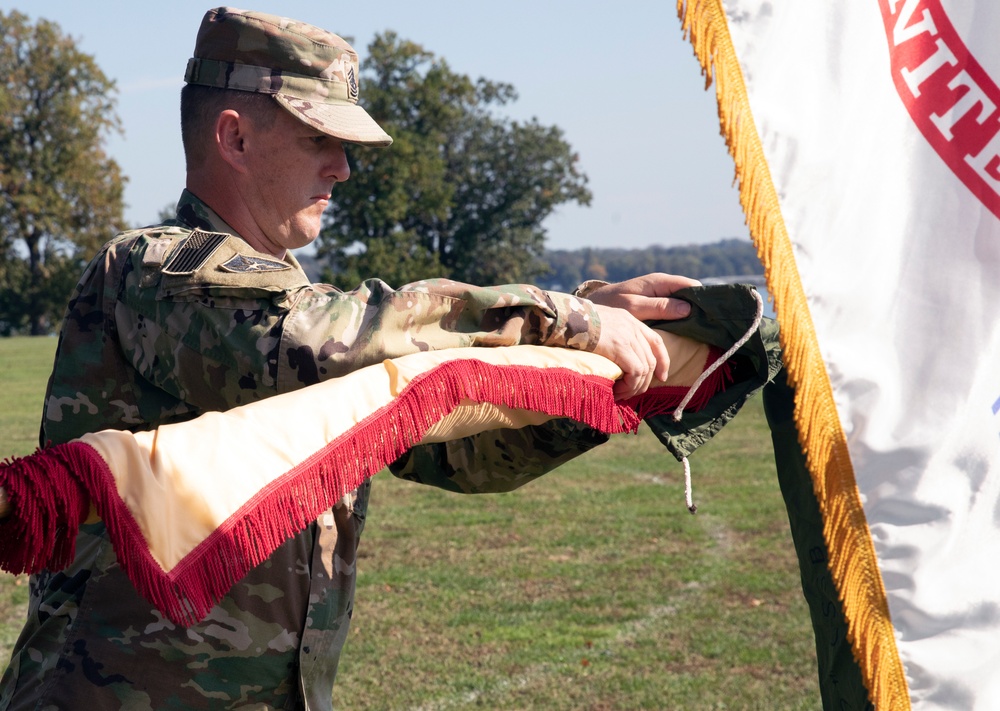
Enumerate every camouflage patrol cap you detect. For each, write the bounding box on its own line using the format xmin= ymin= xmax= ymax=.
xmin=184 ymin=7 xmax=392 ymax=146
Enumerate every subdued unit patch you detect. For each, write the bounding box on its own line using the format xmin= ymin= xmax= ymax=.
xmin=162 ymin=230 xmax=230 ymax=275
xmin=220 ymin=254 xmax=292 ymax=274
xmin=347 ymin=65 xmax=359 ymax=101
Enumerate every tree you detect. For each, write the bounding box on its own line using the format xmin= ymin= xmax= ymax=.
xmin=0 ymin=10 xmax=125 ymax=335
xmin=318 ymin=32 xmax=591 ymax=289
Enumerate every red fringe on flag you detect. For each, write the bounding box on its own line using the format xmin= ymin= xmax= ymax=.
xmin=622 ymin=346 xmax=732 ymax=420
xmin=0 ymin=443 xmax=101 ymax=575
xmin=0 ymin=356 xmax=729 ymax=626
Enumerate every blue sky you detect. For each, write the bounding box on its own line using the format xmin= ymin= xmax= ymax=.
xmin=4 ymin=1 xmax=749 ymax=251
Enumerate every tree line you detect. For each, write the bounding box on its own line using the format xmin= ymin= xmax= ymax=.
xmin=298 ymin=237 xmax=762 ymax=291
xmin=0 ymin=11 xmax=755 ymax=336
xmin=535 ymin=239 xmax=762 ymax=291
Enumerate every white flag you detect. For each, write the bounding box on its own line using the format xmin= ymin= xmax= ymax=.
xmin=679 ymin=1 xmax=1000 ymax=709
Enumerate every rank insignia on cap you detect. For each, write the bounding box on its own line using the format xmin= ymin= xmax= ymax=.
xmin=347 ymin=66 xmax=359 ymax=102
xmin=220 ymin=254 xmax=292 ymax=273
xmin=162 ymin=230 xmax=229 ymax=275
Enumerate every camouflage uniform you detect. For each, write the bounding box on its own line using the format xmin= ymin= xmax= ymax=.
xmin=0 ymin=191 xmax=609 ymax=711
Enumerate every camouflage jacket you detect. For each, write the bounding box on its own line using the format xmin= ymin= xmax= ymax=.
xmin=0 ymin=191 xmax=608 ymax=711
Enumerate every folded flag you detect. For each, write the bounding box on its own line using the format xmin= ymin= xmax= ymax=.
xmin=1 ymin=285 xmax=778 ymax=627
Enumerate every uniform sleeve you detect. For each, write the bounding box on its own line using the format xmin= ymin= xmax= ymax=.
xmin=276 ymin=277 xmax=600 ymax=392
xmin=115 ymin=233 xmax=602 ymax=412
xmin=388 ymin=419 xmax=610 ymax=494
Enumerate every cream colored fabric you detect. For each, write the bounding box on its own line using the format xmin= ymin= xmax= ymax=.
xmin=420 ymin=332 xmax=709 ymax=442
xmin=654 ymin=331 xmax=711 ymax=389
xmin=76 ymin=333 xmax=707 ymax=572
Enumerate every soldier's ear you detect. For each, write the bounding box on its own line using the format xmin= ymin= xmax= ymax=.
xmin=216 ymin=109 xmax=251 ymax=173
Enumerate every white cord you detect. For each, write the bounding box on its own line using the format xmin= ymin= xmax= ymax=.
xmin=672 ymin=287 xmax=766 ymax=514
xmin=683 ymin=457 xmax=696 ymax=514
xmin=672 ymin=288 xmax=764 ymax=422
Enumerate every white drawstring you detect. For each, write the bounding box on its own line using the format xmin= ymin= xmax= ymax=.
xmin=683 ymin=457 xmax=696 ymax=514
xmin=672 ymin=289 xmax=764 ymax=423
xmin=671 ymin=288 xmax=765 ymax=514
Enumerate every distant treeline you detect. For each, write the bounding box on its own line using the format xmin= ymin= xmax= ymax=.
xmin=298 ymin=237 xmax=763 ymax=289
xmin=536 ymin=238 xmax=763 ymax=292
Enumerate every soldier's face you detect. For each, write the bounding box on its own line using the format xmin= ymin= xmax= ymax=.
xmin=243 ymin=108 xmax=350 ymax=254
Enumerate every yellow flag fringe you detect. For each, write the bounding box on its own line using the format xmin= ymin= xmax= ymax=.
xmin=675 ymin=1 xmax=910 ymax=708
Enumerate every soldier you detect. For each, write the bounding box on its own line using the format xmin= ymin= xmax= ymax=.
xmin=0 ymin=7 xmax=698 ymax=710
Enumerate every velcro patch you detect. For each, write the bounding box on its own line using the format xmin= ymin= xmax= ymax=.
xmin=219 ymin=254 xmax=292 ymax=273
xmin=142 ymin=239 xmax=173 ymax=268
xmin=162 ymin=230 xmax=229 ymax=275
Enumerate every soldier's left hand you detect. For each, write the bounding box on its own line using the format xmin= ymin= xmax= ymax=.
xmin=585 ymin=273 xmax=700 ymax=322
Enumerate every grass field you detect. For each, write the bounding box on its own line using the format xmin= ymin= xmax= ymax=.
xmin=0 ymin=336 xmax=821 ymax=709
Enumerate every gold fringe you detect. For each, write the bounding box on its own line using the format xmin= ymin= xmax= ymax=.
xmin=675 ymin=1 xmax=910 ymax=708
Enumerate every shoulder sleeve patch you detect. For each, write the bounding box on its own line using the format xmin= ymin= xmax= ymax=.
xmin=219 ymin=254 xmax=292 ymax=273
xmin=162 ymin=230 xmax=230 ymax=275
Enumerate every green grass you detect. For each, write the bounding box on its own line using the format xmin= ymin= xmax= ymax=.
xmin=335 ymin=404 xmax=819 ymax=710
xmin=0 ymin=336 xmax=820 ymax=709
xmin=1 ymin=336 xmax=56 ymax=458
xmin=0 ymin=336 xmax=56 ymax=662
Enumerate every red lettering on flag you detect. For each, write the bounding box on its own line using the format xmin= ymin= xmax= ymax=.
xmin=880 ymin=0 xmax=1000 ymax=220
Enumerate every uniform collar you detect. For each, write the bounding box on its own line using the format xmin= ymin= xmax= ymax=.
xmin=173 ymin=190 xmax=242 ymax=236
xmin=171 ymin=189 xmax=307 ymax=274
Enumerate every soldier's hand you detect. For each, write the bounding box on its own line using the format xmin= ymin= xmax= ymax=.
xmin=587 ymin=273 xmax=700 ymax=400
xmin=585 ymin=273 xmax=700 ymax=322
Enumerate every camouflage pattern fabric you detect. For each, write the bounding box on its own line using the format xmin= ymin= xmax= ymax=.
xmin=0 ymin=190 xmax=605 ymax=711
xmin=391 ymin=418 xmax=612 ymax=494
xmin=186 ymin=7 xmax=362 ymax=105
xmin=184 ymin=8 xmax=391 ymax=147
